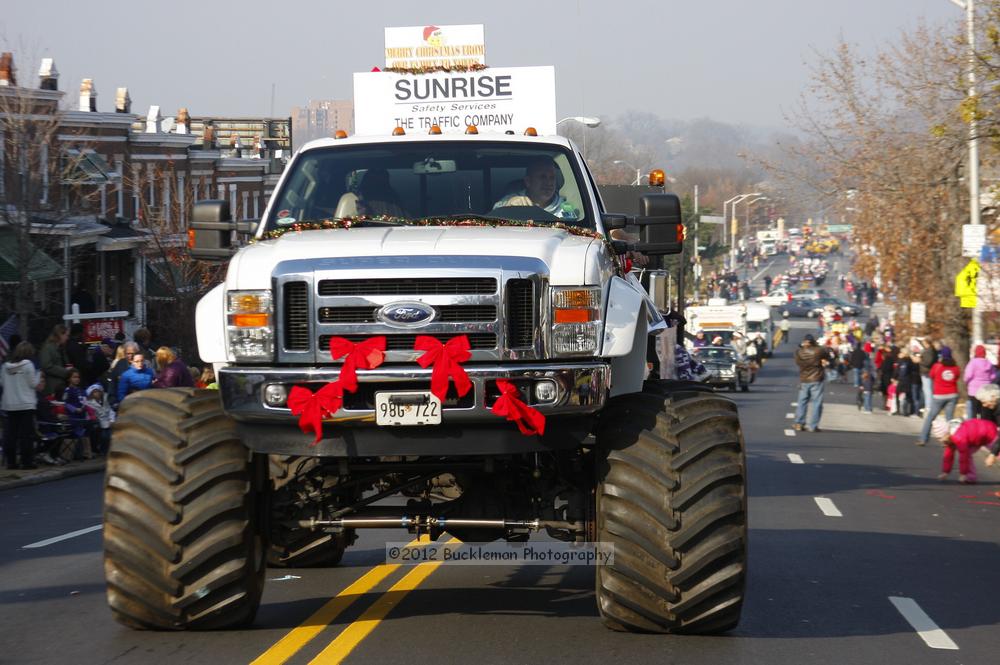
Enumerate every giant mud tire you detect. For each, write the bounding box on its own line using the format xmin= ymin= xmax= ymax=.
xmin=594 ymin=386 xmax=746 ymax=634
xmin=267 ymin=456 xmax=350 ymax=568
xmin=103 ymin=388 xmax=266 ymax=630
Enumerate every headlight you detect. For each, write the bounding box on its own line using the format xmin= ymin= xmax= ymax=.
xmin=551 ymin=287 xmax=601 ymax=356
xmin=226 ymin=289 xmax=274 ymax=361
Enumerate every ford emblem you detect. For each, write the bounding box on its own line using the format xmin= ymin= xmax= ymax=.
xmin=377 ymin=302 xmax=436 ymax=328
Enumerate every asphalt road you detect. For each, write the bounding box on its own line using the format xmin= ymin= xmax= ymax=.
xmin=3 ymin=258 xmax=999 ymax=664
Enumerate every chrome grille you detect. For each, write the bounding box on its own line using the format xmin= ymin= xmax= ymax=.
xmin=318 ymin=277 xmax=497 ymax=296
xmin=319 ymin=333 xmax=497 ymax=353
xmin=505 ymin=279 xmax=535 ymax=349
xmin=317 ymin=305 xmax=497 ymax=324
xmin=282 ymin=282 xmax=310 ymax=350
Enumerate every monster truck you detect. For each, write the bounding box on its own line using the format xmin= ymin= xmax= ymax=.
xmin=103 ymin=129 xmax=747 ymax=634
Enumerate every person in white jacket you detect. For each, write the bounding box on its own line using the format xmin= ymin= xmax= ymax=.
xmin=1 ymin=342 xmax=43 ymax=469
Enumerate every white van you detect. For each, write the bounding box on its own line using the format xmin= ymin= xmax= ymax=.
xmin=744 ymin=303 xmax=774 ymax=356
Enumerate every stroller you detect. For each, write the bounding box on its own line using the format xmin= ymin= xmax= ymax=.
xmin=34 ymin=397 xmax=78 ymax=465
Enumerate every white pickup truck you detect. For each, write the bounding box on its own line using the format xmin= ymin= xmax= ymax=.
xmin=102 ymin=131 xmax=746 ymax=635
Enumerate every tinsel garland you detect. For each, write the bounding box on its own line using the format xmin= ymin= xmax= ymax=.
xmin=383 ymin=64 xmax=489 ymax=74
xmin=259 ymin=216 xmax=606 ymax=241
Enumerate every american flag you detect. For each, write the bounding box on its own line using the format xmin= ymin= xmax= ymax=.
xmin=0 ymin=315 xmax=18 ymax=361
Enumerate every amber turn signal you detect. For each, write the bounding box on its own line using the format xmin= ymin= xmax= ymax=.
xmin=554 ymin=309 xmax=594 ymax=324
xmin=231 ymin=313 xmax=269 ymax=328
xmin=186 ymin=229 xmax=195 ymax=249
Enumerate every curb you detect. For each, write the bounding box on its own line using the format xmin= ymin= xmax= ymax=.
xmin=0 ymin=460 xmax=106 ymax=492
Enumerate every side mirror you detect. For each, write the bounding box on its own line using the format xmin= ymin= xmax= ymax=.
xmin=188 ymin=200 xmax=234 ymax=260
xmin=633 ymin=193 xmax=684 ymax=255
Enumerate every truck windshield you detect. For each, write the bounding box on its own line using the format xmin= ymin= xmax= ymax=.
xmin=263 ymin=141 xmax=592 ymax=234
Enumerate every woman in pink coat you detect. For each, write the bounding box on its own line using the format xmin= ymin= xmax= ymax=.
xmin=963 ymin=345 xmax=996 ymax=419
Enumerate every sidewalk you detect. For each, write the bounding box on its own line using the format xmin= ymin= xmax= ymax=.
xmin=0 ymin=458 xmax=105 ymax=492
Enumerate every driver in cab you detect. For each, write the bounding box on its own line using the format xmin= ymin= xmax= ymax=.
xmin=492 ymin=158 xmax=580 ymax=220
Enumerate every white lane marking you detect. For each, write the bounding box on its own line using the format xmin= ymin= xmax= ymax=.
xmin=814 ymin=497 xmax=842 ymax=517
xmin=23 ymin=524 xmax=102 ymax=549
xmin=785 ymin=412 xmax=794 ymax=419
xmin=787 ymin=453 xmax=804 ymax=464
xmin=784 ymin=429 xmax=796 ymax=436
xmin=751 ymin=261 xmax=775 ymax=283
xmin=888 ymin=596 xmax=959 ymax=650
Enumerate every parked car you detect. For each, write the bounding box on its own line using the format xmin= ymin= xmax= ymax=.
xmin=756 ymin=288 xmax=793 ymax=306
xmin=691 ymin=346 xmax=753 ymax=392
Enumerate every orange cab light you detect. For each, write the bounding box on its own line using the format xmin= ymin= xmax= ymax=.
xmin=392 ymin=126 xmax=406 ymax=136
xmin=232 ymin=313 xmax=269 ymax=328
xmin=334 ymin=129 xmax=348 ymax=139
xmin=649 ymin=169 xmax=666 ymax=187
xmin=465 ymin=124 xmax=479 ymax=135
xmin=524 ymin=127 xmax=538 ymax=136
xmin=429 ymin=125 xmax=442 ymax=135
xmin=554 ymin=309 xmax=593 ymax=324
xmin=187 ymin=229 xmax=195 ymax=249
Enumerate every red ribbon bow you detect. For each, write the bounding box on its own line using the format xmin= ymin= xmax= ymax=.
xmin=288 ymin=382 xmax=344 ymax=444
xmin=414 ymin=335 xmax=472 ymax=402
xmin=329 ymin=336 xmax=386 ymax=393
xmin=492 ymin=379 xmax=546 ymax=436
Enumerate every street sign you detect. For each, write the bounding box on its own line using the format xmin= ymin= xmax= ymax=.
xmin=909 ymin=302 xmax=926 ymax=325
xmin=963 ymin=224 xmax=987 ymax=258
xmin=956 ymin=258 xmax=979 ymax=308
xmin=699 ymin=215 xmax=725 ymax=225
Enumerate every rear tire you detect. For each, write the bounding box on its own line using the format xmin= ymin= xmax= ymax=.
xmin=594 ymin=388 xmax=746 ymax=634
xmin=103 ymin=388 xmax=265 ymax=630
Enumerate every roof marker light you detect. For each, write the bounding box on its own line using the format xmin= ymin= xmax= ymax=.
xmin=465 ymin=125 xmax=479 ymax=135
xmin=392 ymin=126 xmax=406 ymax=136
xmin=334 ymin=129 xmax=348 ymax=139
xmin=649 ymin=169 xmax=666 ymax=187
xmin=524 ymin=127 xmax=538 ymax=136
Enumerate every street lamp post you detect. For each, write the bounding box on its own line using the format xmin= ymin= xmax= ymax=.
xmin=556 ymin=116 xmax=601 ymax=128
xmin=612 ymin=159 xmax=644 ymax=186
xmin=726 ymin=192 xmax=761 ymax=272
xmin=950 ymin=0 xmax=983 ymax=343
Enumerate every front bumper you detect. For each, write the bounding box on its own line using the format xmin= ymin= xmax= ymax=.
xmin=218 ymin=362 xmax=609 ymax=456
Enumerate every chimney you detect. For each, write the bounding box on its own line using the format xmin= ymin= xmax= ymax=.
xmin=38 ymin=58 xmax=58 ymax=90
xmin=0 ymin=52 xmax=15 ymax=87
xmin=175 ymin=107 xmax=190 ymax=134
xmin=115 ymin=87 xmax=131 ymax=113
xmin=203 ymin=121 xmax=216 ymax=149
xmin=145 ymin=105 xmax=162 ymax=133
xmin=79 ymin=78 xmax=97 ymax=111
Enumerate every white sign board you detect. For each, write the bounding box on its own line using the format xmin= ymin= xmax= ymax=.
xmin=963 ymin=224 xmax=987 ymax=258
xmin=353 ymin=66 xmax=556 ymax=136
xmin=909 ymin=301 xmax=926 ymax=325
xmin=384 ymin=25 xmax=486 ymax=69
xmin=699 ymin=215 xmax=725 ymax=225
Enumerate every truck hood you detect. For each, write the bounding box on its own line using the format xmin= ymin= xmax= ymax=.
xmin=227 ymin=226 xmax=602 ymax=288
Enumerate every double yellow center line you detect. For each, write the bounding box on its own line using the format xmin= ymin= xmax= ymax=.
xmin=251 ymin=536 xmax=458 ymax=665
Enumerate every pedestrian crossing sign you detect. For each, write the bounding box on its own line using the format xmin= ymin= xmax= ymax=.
xmin=955 ymin=259 xmax=979 ymax=307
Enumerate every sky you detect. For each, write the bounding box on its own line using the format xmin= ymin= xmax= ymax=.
xmin=1 ymin=0 xmax=960 ymax=129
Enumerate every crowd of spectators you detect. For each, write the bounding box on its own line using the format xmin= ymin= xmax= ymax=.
xmin=0 ymin=324 xmax=210 ymax=471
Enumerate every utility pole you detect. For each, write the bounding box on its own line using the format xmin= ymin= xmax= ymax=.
xmin=952 ymin=0 xmax=983 ymax=342
xmin=693 ymin=185 xmax=700 ymax=301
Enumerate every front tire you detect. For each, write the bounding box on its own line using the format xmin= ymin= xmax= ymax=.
xmin=103 ymin=388 xmax=265 ymax=630
xmin=594 ymin=387 xmax=747 ymax=634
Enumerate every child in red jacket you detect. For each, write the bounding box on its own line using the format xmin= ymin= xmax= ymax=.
xmin=933 ymin=418 xmax=997 ymax=484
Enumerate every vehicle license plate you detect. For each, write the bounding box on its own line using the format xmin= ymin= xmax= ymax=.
xmin=375 ymin=391 xmax=442 ymax=426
